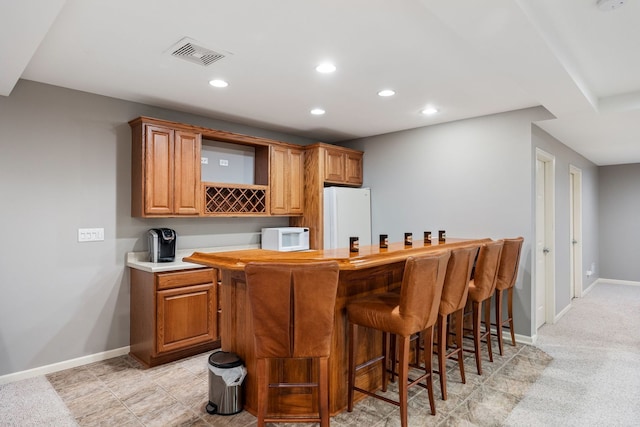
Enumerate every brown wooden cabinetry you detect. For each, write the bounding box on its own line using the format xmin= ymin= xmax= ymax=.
xmin=270 ymin=145 xmax=304 ymax=215
xmin=131 ymin=120 xmax=201 ymax=217
xmin=323 ymin=146 xmax=363 ymax=186
xmin=290 ymin=143 xmax=364 ymax=249
xmin=130 ymin=116 xmax=307 ymax=217
xmin=130 ymin=267 xmax=220 ymax=367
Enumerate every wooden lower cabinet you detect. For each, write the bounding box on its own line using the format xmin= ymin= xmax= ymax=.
xmin=130 ymin=267 xmax=220 ymax=367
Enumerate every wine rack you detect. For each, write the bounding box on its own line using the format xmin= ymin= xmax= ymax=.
xmin=203 ymin=183 xmax=268 ymax=215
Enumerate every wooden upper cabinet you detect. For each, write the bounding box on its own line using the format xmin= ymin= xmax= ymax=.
xmin=143 ymin=125 xmax=174 ymax=215
xmin=173 ymin=130 xmax=201 ymax=215
xmin=270 ymin=145 xmax=304 ymax=215
xmin=323 ymin=146 xmax=363 ymax=186
xmin=345 ymin=151 xmax=363 ymax=185
xmin=324 ymin=148 xmax=345 ymax=183
xmin=290 ymin=143 xmax=364 ymax=249
xmin=131 ymin=118 xmax=201 ymax=217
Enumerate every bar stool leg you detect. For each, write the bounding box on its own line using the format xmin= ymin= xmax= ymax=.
xmin=398 ymin=335 xmax=410 ymax=427
xmin=319 ymin=357 xmax=329 ymax=427
xmin=381 ymin=332 xmax=388 ymax=392
xmin=388 ymin=334 xmax=397 ymax=383
xmin=423 ymin=327 xmax=436 ymax=416
xmin=484 ymin=299 xmax=493 ymax=363
xmin=508 ymin=287 xmax=516 ymax=346
xmin=256 ymin=358 xmax=268 ymax=427
xmin=437 ymin=314 xmax=448 ymax=400
xmin=348 ymin=322 xmax=357 ymax=412
xmin=454 ymin=309 xmax=466 ymax=385
xmin=472 ymin=300 xmax=482 ymax=375
xmin=495 ymin=289 xmax=505 ymax=355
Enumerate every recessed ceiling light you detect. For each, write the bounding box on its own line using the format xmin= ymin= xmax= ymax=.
xmin=316 ymin=63 xmax=336 ymax=73
xmin=378 ymin=89 xmax=395 ymax=97
xmin=421 ymin=107 xmax=438 ymax=115
xmin=310 ymin=108 xmax=326 ymax=115
xmin=209 ymin=79 xmax=229 ymax=88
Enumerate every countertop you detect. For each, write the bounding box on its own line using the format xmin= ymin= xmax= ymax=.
xmin=126 ymin=244 xmax=260 ymax=273
xmin=184 ymin=238 xmax=489 ymax=271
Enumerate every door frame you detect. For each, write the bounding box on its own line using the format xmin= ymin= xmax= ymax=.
xmin=569 ymin=165 xmax=583 ymax=299
xmin=535 ymin=148 xmax=556 ymax=328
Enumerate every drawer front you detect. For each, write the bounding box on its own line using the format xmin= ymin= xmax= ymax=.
xmin=156 ymin=268 xmax=215 ymax=290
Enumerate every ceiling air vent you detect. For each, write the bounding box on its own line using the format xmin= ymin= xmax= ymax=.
xmin=168 ymin=37 xmax=227 ymax=67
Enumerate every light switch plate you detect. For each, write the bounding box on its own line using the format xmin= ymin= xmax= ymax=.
xmin=78 ymin=228 xmax=104 ymax=242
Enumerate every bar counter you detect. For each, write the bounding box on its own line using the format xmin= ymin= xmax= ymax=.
xmin=184 ymin=237 xmax=489 ymax=417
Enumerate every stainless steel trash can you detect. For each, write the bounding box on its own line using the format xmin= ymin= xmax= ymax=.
xmin=206 ymin=351 xmax=245 ymax=415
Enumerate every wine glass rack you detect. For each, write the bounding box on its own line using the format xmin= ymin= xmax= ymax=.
xmin=203 ymin=183 xmax=268 ymax=215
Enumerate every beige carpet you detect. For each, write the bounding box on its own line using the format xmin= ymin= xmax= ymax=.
xmin=505 ymin=282 xmax=640 ymax=426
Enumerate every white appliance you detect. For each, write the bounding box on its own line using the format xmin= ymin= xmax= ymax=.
xmin=261 ymin=227 xmax=310 ymax=252
xmin=324 ymin=187 xmax=372 ymax=249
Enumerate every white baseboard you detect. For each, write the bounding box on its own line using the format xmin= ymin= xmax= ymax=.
xmin=554 ymin=303 xmax=572 ymax=323
xmin=598 ymin=278 xmax=640 ymax=287
xmin=582 ymin=279 xmax=600 ymax=296
xmin=0 ymin=346 xmax=130 ymax=385
xmin=515 ymin=332 xmax=536 ymax=345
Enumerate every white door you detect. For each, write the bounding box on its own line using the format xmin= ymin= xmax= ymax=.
xmin=535 ymin=158 xmax=547 ymax=329
xmin=535 ymin=149 xmax=555 ymax=330
xmin=569 ymin=166 xmax=583 ymax=299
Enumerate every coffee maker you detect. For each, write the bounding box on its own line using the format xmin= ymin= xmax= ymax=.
xmin=148 ymin=228 xmax=176 ymax=262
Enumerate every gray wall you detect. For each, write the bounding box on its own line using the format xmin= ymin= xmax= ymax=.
xmin=343 ymin=107 xmax=555 ymax=337
xmin=531 ymin=125 xmax=599 ymax=315
xmin=342 ymin=107 xmax=599 ymax=337
xmin=599 ymin=164 xmax=640 ymax=281
xmin=0 ymin=80 xmax=315 ymax=377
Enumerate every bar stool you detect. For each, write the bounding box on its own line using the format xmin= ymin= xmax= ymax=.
xmin=464 ymin=240 xmax=503 ymax=375
xmin=494 ymin=237 xmax=524 ymax=355
xmin=347 ymin=251 xmax=450 ymax=427
xmin=435 ymin=245 xmax=479 ymax=400
xmin=245 ymin=261 xmax=340 ymax=427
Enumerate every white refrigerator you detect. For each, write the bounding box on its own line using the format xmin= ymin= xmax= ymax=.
xmin=323 ymin=187 xmax=372 ymax=249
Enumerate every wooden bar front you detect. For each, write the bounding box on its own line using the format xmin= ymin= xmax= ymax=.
xmin=184 ymin=238 xmax=488 ymax=417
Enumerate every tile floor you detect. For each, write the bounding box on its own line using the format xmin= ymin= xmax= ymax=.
xmin=46 ymin=340 xmax=551 ymax=427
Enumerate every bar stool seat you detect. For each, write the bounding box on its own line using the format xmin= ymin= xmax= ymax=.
xmin=347 ymin=251 xmax=450 ymax=427
xmin=245 ymin=261 xmax=340 ymax=427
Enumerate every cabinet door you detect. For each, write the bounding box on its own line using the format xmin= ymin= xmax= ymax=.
xmin=156 ymin=283 xmax=216 ymax=353
xmin=144 ymin=125 xmax=174 ymax=215
xmin=345 ymin=152 xmax=363 ymax=185
xmin=324 ymin=148 xmax=345 ymax=182
xmin=173 ymin=130 xmax=201 ymax=215
xmin=270 ymin=145 xmax=288 ymax=215
xmin=288 ymin=148 xmax=304 ymax=214
xmin=270 ymin=146 xmax=304 ymax=215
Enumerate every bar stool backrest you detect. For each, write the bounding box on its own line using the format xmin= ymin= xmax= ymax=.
xmin=495 ymin=237 xmax=524 ymax=291
xmin=245 ymin=261 xmax=340 ymax=359
xmin=471 ymin=241 xmax=504 ymax=301
xmin=399 ymin=251 xmax=451 ymax=334
xmin=439 ymin=245 xmax=480 ymax=316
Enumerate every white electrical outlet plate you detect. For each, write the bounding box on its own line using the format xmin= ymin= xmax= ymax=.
xmin=201 ymin=157 xmax=208 ymax=164
xmin=219 ymin=159 xmax=229 ymax=166
xmin=78 ymin=228 xmax=104 ymax=242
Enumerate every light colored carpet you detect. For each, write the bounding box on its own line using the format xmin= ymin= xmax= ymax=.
xmin=0 ymin=375 xmax=77 ymax=426
xmin=504 ymin=282 xmax=640 ymax=426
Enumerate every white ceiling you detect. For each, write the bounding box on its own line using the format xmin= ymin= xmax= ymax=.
xmin=3 ymin=0 xmax=640 ymax=166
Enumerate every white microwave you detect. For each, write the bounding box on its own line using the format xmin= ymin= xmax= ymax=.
xmin=261 ymin=227 xmax=310 ymax=252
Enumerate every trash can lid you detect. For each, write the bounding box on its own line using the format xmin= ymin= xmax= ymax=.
xmin=208 ymin=351 xmax=244 ymax=368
